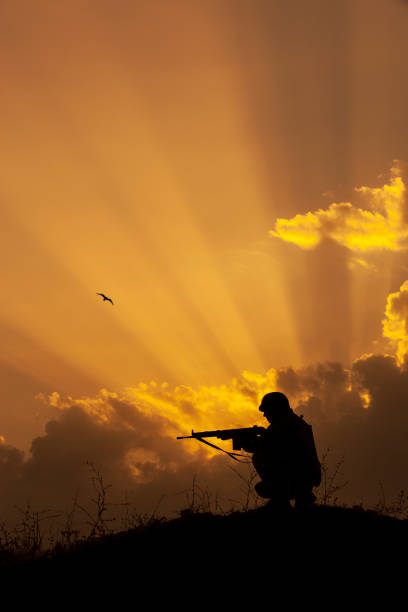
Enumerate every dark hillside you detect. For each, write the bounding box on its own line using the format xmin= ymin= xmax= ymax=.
xmin=3 ymin=504 xmax=407 ymax=587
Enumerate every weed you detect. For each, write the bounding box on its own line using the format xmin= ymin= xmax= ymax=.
xmin=227 ymin=464 xmax=261 ymax=512
xmin=317 ymin=447 xmax=349 ymax=506
xmin=374 ymin=482 xmax=408 ymax=519
xmin=73 ymin=461 xmax=117 ymax=538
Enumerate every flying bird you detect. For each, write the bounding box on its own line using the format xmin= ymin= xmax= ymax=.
xmin=96 ymin=293 xmax=114 ymax=305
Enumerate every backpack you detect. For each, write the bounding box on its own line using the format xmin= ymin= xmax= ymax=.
xmin=294 ymin=414 xmax=322 ymax=487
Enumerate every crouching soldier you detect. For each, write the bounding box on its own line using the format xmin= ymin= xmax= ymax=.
xmin=243 ymin=392 xmax=321 ymax=510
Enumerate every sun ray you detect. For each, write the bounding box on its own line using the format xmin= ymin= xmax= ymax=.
xmin=0 ymin=2 xmax=302 ymax=387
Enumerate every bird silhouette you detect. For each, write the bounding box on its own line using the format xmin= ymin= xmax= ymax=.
xmin=96 ymin=293 xmax=114 ymax=305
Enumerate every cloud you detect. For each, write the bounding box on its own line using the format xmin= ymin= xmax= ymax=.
xmin=0 ymin=439 xmax=24 ymax=487
xmin=270 ymin=166 xmax=407 ymax=252
xmin=2 ymin=342 xmax=408 ymax=523
xmin=3 ymin=273 xmax=408 ymax=525
xmin=0 ymin=370 xmax=278 ymax=524
xmin=277 ymin=352 xmax=408 ymax=503
xmin=383 ymin=280 xmax=408 ymax=364
xmin=277 ymin=361 xmax=365 ymax=422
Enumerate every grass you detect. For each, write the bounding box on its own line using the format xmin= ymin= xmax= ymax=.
xmin=1 ymin=451 xmax=408 ymax=568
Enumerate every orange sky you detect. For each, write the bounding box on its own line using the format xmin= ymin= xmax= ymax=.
xmin=2 ymin=0 xmax=408 ymax=452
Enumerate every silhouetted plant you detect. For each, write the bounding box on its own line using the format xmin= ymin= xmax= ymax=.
xmin=120 ymin=491 xmax=166 ymax=530
xmin=0 ymin=502 xmax=61 ymax=559
xmin=3 ymin=451 xmax=408 ymax=567
xmin=179 ymin=474 xmax=210 ymax=516
xmin=0 ymin=519 xmax=18 ymax=555
xmin=74 ymin=461 xmax=117 ymax=538
xmin=49 ymin=492 xmax=82 ymax=550
xmin=374 ymin=482 xmax=408 ymax=519
xmin=119 ymin=491 xmax=140 ymax=531
xmin=317 ymin=448 xmax=349 ymax=506
xmin=178 ymin=474 xmax=228 ymax=517
xmin=227 ymin=464 xmax=261 ymax=512
xmin=178 ymin=466 xmax=264 ymax=517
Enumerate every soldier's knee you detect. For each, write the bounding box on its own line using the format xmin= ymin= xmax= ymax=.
xmin=255 ymin=480 xmax=290 ymax=500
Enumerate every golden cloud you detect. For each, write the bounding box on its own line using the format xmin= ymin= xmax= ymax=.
xmin=11 ymin=277 xmax=408 ymax=519
xmin=270 ymin=172 xmax=407 ymax=252
xmin=41 ymin=368 xmax=277 ymax=460
xmin=7 ymin=324 xmax=408 ymax=517
xmin=382 ymin=280 xmax=408 ymax=364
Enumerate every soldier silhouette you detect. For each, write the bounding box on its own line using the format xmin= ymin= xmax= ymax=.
xmin=243 ymin=392 xmax=321 ymax=510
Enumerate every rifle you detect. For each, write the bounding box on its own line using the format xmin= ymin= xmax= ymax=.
xmin=177 ymin=426 xmax=266 ymax=461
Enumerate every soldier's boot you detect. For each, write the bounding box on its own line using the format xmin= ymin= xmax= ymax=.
xmin=255 ymin=481 xmax=291 ymax=512
xmin=295 ymin=490 xmax=316 ymax=510
xmin=255 ymin=480 xmax=275 ymax=498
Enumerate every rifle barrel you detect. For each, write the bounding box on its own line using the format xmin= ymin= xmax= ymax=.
xmin=176 ymin=430 xmax=220 ymax=440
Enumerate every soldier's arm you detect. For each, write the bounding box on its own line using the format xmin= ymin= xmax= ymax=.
xmin=240 ymin=440 xmax=258 ymax=453
xmin=237 ymin=429 xmax=266 ymax=453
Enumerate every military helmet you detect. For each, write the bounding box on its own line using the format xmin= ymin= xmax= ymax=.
xmin=259 ymin=392 xmax=291 ymax=417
